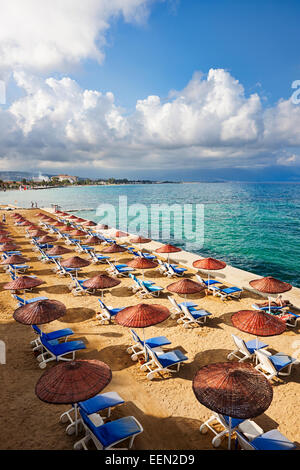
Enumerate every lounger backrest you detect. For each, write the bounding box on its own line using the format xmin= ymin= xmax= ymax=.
xmin=232 ymin=334 xmax=251 ymax=357
xmin=168 ymin=265 xmax=176 ymax=275
xmin=168 ymin=296 xmax=179 ymax=311
xmin=235 ymin=431 xmax=255 ymax=450
xmin=181 ymin=305 xmax=195 ymax=320
xmin=16 ymin=295 xmax=25 ymax=304
xmin=255 ymin=350 xmax=277 ymax=375
xmin=130 ymin=329 xmax=142 ymax=345
xmin=196 ymin=274 xmax=205 ymax=284
xmin=32 ymin=324 xmax=41 ymax=335
xmin=145 ymin=345 xmax=161 ymax=367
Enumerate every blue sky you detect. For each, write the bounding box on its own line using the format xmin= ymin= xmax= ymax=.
xmin=75 ymin=0 xmax=300 ymax=108
xmin=1 ymin=0 xmax=300 ymax=180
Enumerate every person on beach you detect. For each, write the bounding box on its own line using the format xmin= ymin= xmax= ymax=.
xmin=35 ymin=202 xmax=38 ymax=208
xmin=2 ymin=214 xmax=6 ymax=223
xmin=31 ymin=201 xmax=34 ymax=208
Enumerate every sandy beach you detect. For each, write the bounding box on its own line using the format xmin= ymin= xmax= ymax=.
xmin=0 ymin=208 xmax=299 ymax=450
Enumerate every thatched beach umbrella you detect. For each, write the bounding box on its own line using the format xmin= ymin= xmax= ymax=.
xmin=0 ymin=242 xmax=19 ymax=252
xmin=0 ymin=236 xmax=13 ymax=243
xmin=193 ymin=257 xmax=226 ymax=285
xmin=129 ymin=236 xmax=151 ymax=244
xmin=29 ymin=229 xmax=47 ymax=237
xmin=46 ymin=245 xmax=72 ymax=256
xmin=4 ymin=275 xmax=45 ymax=301
xmin=13 ymin=299 xmax=66 ymax=325
xmin=61 ymin=256 xmax=90 ymax=277
xmin=249 ymin=276 xmax=292 ymax=313
xmin=167 ymin=278 xmax=205 ymax=298
xmin=97 ymin=224 xmax=109 ymax=230
xmin=86 ymin=236 xmax=102 ymax=245
xmin=1 ymin=254 xmax=28 ymax=274
xmin=115 ymin=303 xmax=170 ymax=360
xmin=53 ymin=221 xmax=65 ymax=227
xmin=36 ymin=359 xmax=112 ymax=435
xmin=127 ymin=257 xmax=158 ymax=279
xmin=231 ymin=309 xmax=286 ymax=352
xmin=38 ymin=235 xmax=56 ymax=245
xmin=192 ymin=362 xmax=273 ymax=449
xmin=82 ymin=274 xmax=121 ymax=298
xmin=71 ymin=230 xmax=86 ymax=237
xmin=102 ymin=244 xmax=127 ymax=253
xmin=114 ymin=230 xmax=128 ymax=238
xmin=83 ymin=220 xmax=97 ymax=227
xmin=155 ymin=244 xmax=181 ymax=263
xmin=1 ymin=254 xmax=27 ymax=266
xmin=231 ymin=309 xmax=286 ymax=337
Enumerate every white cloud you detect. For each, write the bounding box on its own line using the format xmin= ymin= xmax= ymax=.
xmin=0 ymin=0 xmax=152 ymax=72
xmin=1 ymin=68 xmax=300 ymax=173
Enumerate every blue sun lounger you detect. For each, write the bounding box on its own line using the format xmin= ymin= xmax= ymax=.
xmin=31 ymin=324 xmax=74 ymax=350
xmin=127 ymin=329 xmax=171 ymax=361
xmin=60 ymin=391 xmax=125 ymax=435
xmin=211 ymin=285 xmax=243 ymax=300
xmin=13 ymin=294 xmax=48 ymax=307
xmin=96 ymin=299 xmax=124 ymax=323
xmin=236 ymin=423 xmax=296 ymax=450
xmin=74 ymin=410 xmax=143 ymax=450
xmin=37 ymin=336 xmax=86 ymax=369
xmin=141 ymin=344 xmax=188 ymax=380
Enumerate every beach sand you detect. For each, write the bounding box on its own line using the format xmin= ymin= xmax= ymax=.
xmin=0 ymin=209 xmax=299 ymax=450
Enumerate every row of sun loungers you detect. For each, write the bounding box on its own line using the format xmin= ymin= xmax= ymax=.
xmin=200 ymin=412 xmax=295 ymax=450
xmin=227 ymin=333 xmax=298 ymax=380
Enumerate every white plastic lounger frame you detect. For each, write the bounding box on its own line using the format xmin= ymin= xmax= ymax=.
xmin=227 ymin=334 xmax=257 ymax=362
xmin=36 ymin=342 xmax=79 ymax=369
xmin=140 ymin=345 xmax=184 ymax=381
xmin=254 ymin=349 xmax=295 ymax=381
xmin=178 ymin=305 xmax=210 ymax=328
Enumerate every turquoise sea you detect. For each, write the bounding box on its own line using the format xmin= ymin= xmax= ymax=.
xmin=1 ymin=182 xmax=299 ymax=287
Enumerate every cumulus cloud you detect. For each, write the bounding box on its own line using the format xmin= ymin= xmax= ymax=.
xmin=1 ymin=68 xmax=300 ymax=173
xmin=0 ymin=0 xmax=152 ymax=72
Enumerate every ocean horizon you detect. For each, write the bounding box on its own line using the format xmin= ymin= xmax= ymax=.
xmin=1 ymin=181 xmax=299 ymax=287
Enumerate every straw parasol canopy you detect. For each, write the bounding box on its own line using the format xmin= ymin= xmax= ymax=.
xmin=29 ymin=229 xmax=47 ymax=237
xmin=13 ymin=299 xmax=66 ymax=325
xmin=167 ymin=278 xmax=205 ymax=295
xmin=1 ymin=254 xmax=27 ymax=265
xmin=53 ymin=221 xmax=65 ymax=227
xmin=46 ymin=245 xmax=72 ymax=255
xmin=4 ymin=275 xmax=45 ymax=291
xmin=74 ymin=217 xmax=85 ymax=223
xmin=86 ymin=236 xmax=102 ymax=245
xmin=82 ymin=274 xmax=121 ymax=290
xmin=192 ymin=362 xmax=273 ymax=420
xmin=37 ymin=235 xmax=56 ymax=244
xmin=115 ymin=303 xmax=170 ymax=328
xmin=35 ymin=359 xmax=112 ymax=404
xmin=0 ymin=236 xmax=13 ymax=243
xmin=155 ymin=243 xmax=181 ymax=263
xmin=231 ymin=310 xmax=286 ymax=337
xmin=129 ymin=236 xmax=151 ymax=244
xmin=83 ymin=220 xmax=97 ymax=227
xmin=67 ymin=215 xmax=78 ymax=220
xmin=61 ymin=256 xmax=91 ymax=268
xmin=0 ymin=243 xmax=19 ymax=251
xmin=71 ymin=230 xmax=86 ymax=237
xmin=102 ymin=244 xmax=127 ymax=253
xmin=155 ymin=244 xmax=181 ymax=254
xmin=62 ymin=226 xmax=73 ymax=232
xmin=193 ymin=257 xmax=226 ymax=271
xmin=127 ymin=258 xmax=158 ymax=270
xmin=249 ymin=276 xmax=292 ymax=313
xmin=97 ymin=224 xmax=109 ymax=230
xmin=249 ymin=276 xmax=292 ymax=295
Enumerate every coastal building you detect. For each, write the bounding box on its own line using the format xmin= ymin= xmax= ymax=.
xmin=51 ymin=174 xmax=78 ymax=184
